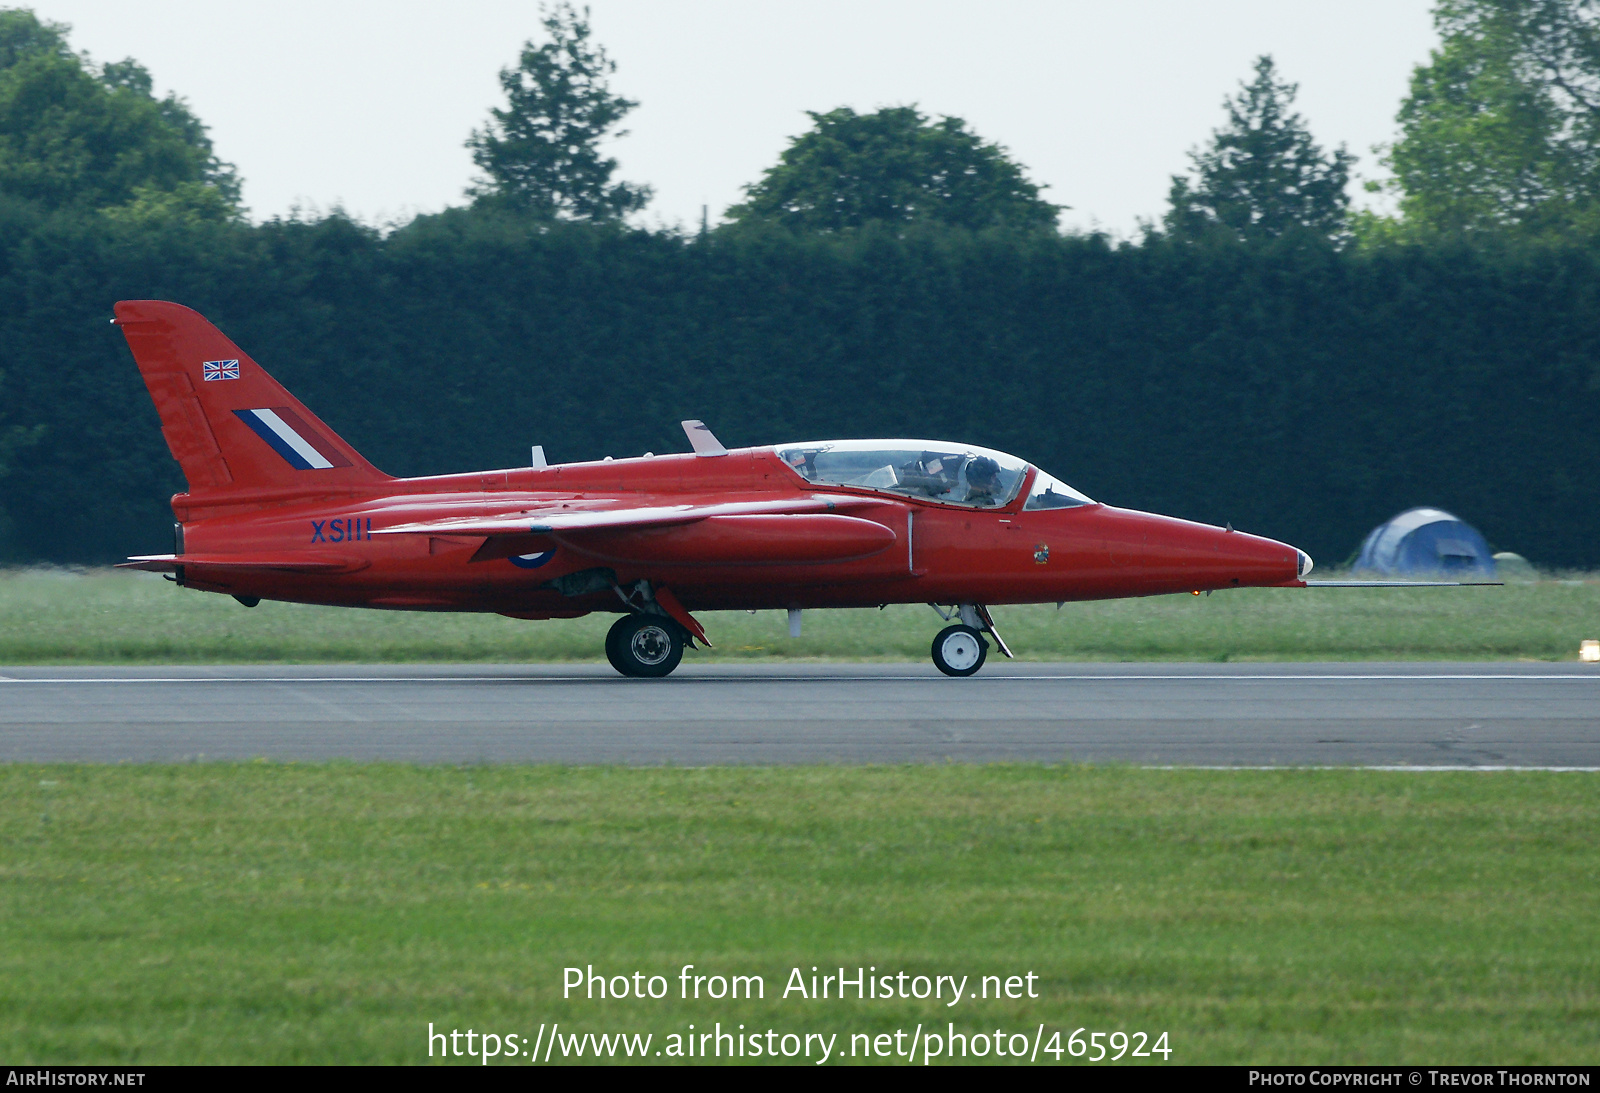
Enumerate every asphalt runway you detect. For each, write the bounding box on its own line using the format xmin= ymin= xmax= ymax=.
xmin=1 ymin=662 xmax=1597 ymax=767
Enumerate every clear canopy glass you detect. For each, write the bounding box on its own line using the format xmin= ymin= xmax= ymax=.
xmin=776 ymin=440 xmax=1059 ymax=508
xmin=1023 ymin=470 xmax=1094 ymax=510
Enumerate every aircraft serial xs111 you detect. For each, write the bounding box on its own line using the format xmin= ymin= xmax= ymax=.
xmin=116 ymin=300 xmax=1437 ymax=677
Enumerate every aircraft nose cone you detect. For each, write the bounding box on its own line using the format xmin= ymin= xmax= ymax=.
xmin=1297 ymin=550 xmax=1314 ymax=579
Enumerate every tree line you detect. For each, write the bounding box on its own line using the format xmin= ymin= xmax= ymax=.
xmin=0 ymin=3 xmax=1597 ymax=568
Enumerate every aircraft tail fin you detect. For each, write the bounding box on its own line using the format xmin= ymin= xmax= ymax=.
xmin=114 ymin=300 xmax=390 ymax=497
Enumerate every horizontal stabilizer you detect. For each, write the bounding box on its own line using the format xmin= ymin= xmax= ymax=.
xmin=1303 ymin=580 xmax=1503 ymax=587
xmin=373 ymin=495 xmax=884 ymax=538
xmin=120 ymin=553 xmax=367 ymax=573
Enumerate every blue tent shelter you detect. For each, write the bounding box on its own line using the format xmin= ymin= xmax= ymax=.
xmin=1353 ymin=508 xmax=1496 ymax=577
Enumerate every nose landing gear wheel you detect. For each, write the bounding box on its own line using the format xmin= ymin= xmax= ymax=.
xmin=606 ymin=614 xmax=686 ymax=678
xmin=932 ymin=624 xmax=988 ymax=677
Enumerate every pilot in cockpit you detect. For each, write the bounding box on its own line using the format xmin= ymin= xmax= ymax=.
xmin=963 ymin=455 xmax=1002 ymax=506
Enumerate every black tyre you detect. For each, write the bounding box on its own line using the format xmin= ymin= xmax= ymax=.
xmin=604 ymin=614 xmax=634 ymax=673
xmin=605 ymin=614 xmax=685 ymax=678
xmin=931 ymin=624 xmax=988 ymax=677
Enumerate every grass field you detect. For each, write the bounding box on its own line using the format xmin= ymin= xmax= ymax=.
xmin=0 ymin=765 xmax=1594 ymax=1065
xmin=5 ymin=573 xmax=1595 ymax=1065
xmin=2 ymin=567 xmax=1599 ymax=663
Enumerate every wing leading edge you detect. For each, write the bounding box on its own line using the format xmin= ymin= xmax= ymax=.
xmin=371 ymin=495 xmax=887 ymax=537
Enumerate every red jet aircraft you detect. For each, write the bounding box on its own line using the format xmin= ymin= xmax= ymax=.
xmin=116 ymin=299 xmax=1318 ymax=677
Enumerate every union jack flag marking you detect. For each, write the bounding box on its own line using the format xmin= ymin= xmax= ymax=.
xmin=202 ymin=359 xmax=240 ymax=381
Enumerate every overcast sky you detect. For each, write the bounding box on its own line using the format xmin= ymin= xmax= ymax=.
xmin=35 ymin=0 xmax=1439 ymax=237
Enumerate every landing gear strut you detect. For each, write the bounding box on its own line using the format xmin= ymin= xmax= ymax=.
xmin=603 ymin=579 xmax=707 ymax=678
xmin=928 ymin=603 xmax=1012 ymax=677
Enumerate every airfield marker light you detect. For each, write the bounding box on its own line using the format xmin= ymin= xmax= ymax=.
xmin=1581 ymin=640 xmax=1600 ymax=663
xmin=1191 ymin=590 xmax=1201 ymax=596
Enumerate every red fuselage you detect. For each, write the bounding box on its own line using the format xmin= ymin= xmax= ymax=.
xmin=169 ymin=447 xmax=1304 ymax=616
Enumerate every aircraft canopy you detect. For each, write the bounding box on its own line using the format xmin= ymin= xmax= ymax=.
xmin=775 ymin=440 xmax=1092 ymax=509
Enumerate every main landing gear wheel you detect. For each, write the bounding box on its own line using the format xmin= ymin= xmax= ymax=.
xmin=605 ymin=614 xmax=685 ymax=678
xmin=932 ymin=624 xmax=988 ymax=677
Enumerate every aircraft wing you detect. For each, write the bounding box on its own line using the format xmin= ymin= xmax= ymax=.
xmin=119 ymin=553 xmax=367 ymax=573
xmin=372 ymin=495 xmax=885 ymax=537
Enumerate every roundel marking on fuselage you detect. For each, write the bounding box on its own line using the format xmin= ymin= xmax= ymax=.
xmin=509 ymin=550 xmax=557 ymax=569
